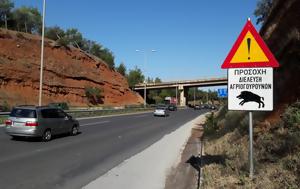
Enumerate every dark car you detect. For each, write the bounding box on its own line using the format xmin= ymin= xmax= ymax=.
xmin=4 ymin=106 xmax=79 ymax=141
xmin=167 ymin=104 xmax=177 ymax=111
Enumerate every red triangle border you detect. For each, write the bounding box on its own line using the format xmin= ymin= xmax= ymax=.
xmin=221 ymin=20 xmax=279 ymax=69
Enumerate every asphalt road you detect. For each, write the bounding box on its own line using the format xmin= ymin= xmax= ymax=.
xmin=0 ymin=108 xmax=207 ymax=189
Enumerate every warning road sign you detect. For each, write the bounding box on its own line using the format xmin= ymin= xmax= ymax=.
xmin=222 ymin=19 xmax=279 ymax=69
xmin=221 ymin=18 xmax=280 ymax=179
xmin=228 ymin=67 xmax=273 ymax=111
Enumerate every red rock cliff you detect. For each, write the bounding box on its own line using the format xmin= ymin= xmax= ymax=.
xmin=0 ymin=29 xmax=143 ymax=107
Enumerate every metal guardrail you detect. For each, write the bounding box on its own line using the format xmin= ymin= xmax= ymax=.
xmin=0 ymin=105 xmax=189 ymax=118
xmin=0 ymin=107 xmax=154 ymax=117
xmin=0 ymin=112 xmax=9 ymax=116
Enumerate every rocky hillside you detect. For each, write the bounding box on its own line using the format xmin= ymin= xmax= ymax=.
xmin=260 ymin=0 xmax=300 ymax=113
xmin=0 ymin=29 xmax=143 ymax=107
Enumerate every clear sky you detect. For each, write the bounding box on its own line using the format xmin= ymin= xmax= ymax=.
xmin=14 ymin=0 xmax=260 ymax=82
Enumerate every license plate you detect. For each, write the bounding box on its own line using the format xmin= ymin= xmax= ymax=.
xmin=13 ymin=121 xmax=25 ymax=127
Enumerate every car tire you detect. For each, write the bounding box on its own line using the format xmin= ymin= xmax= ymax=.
xmin=70 ymin=125 xmax=78 ymax=136
xmin=11 ymin=136 xmax=22 ymax=140
xmin=42 ymin=129 xmax=52 ymax=142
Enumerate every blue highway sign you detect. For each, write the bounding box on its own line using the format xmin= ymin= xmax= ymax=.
xmin=217 ymin=88 xmax=228 ymax=98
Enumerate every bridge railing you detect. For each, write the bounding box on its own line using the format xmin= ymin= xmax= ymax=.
xmin=134 ymin=77 xmax=228 ymax=88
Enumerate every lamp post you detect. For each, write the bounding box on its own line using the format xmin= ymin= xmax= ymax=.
xmin=38 ymin=0 xmax=46 ymax=106
xmin=175 ymin=84 xmax=178 ymax=106
xmin=136 ymin=49 xmax=156 ymax=107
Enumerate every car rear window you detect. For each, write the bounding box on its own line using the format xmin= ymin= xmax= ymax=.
xmin=10 ymin=108 xmax=37 ymax=118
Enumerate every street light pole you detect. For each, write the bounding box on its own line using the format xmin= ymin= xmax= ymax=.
xmin=143 ymin=51 xmax=147 ymax=108
xmin=175 ymin=84 xmax=178 ymax=106
xmin=136 ymin=49 xmax=156 ymax=108
xmin=38 ymin=0 xmax=46 ymax=106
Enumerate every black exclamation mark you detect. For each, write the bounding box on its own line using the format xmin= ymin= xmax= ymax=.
xmin=247 ymin=38 xmax=251 ymax=60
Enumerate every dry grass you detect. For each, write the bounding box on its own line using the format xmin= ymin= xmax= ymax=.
xmin=201 ymin=102 xmax=300 ymax=189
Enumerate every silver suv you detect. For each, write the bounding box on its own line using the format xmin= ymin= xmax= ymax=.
xmin=4 ymin=106 xmax=80 ymax=141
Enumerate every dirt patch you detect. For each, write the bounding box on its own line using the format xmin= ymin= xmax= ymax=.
xmin=165 ymin=116 xmax=206 ymax=189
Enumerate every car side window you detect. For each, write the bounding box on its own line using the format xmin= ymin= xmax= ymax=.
xmin=56 ymin=109 xmax=66 ymax=118
xmin=41 ymin=109 xmax=52 ymax=118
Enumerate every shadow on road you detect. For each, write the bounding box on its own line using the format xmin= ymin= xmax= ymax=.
xmin=10 ymin=132 xmax=82 ymax=142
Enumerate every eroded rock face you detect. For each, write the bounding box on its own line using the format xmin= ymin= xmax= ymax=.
xmin=0 ymin=29 xmax=143 ymax=107
xmin=260 ymin=0 xmax=300 ymax=106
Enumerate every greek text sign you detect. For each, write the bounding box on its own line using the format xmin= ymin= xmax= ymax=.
xmin=228 ymin=68 xmax=273 ymax=111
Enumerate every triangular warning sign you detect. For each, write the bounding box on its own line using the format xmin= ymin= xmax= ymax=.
xmin=222 ymin=19 xmax=279 ymax=69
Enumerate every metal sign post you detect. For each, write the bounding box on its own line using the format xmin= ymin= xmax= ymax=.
xmin=249 ymin=111 xmax=254 ymax=179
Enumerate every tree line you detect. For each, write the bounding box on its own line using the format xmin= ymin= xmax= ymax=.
xmin=0 ymin=0 xmax=115 ymax=69
xmin=45 ymin=26 xmax=115 ymax=69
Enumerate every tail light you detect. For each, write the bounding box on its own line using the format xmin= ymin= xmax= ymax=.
xmin=25 ymin=121 xmax=39 ymax=127
xmin=5 ymin=119 xmax=12 ymax=126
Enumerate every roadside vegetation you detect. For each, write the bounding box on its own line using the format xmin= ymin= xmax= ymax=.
xmin=84 ymin=86 xmax=104 ymax=105
xmin=0 ymin=0 xmax=115 ymax=69
xmin=202 ymin=102 xmax=300 ymax=188
xmin=254 ymin=0 xmax=274 ymax=24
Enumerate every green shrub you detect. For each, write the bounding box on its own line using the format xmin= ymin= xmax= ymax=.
xmin=215 ymin=105 xmax=228 ymax=120
xmin=281 ymin=152 xmax=300 ymax=175
xmin=1 ymin=101 xmax=10 ymax=112
xmin=282 ymin=101 xmax=300 ymax=131
xmin=256 ymin=101 xmax=300 ymax=162
xmin=204 ymin=112 xmax=218 ymax=136
xmin=56 ymin=37 xmax=69 ymax=47
xmin=85 ymin=86 xmax=103 ymax=105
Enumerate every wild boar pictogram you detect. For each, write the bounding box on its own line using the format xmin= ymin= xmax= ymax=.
xmin=237 ymin=91 xmax=265 ymax=108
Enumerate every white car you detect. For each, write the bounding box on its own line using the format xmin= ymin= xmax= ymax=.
xmin=153 ymin=106 xmax=169 ymax=117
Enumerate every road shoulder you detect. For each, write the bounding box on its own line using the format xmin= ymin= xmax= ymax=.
xmin=83 ymin=113 xmax=206 ymax=189
xmin=164 ymin=115 xmax=206 ymax=189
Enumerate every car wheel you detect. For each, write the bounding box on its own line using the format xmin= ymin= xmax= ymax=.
xmin=42 ymin=129 xmax=52 ymax=142
xmin=70 ymin=125 xmax=78 ymax=136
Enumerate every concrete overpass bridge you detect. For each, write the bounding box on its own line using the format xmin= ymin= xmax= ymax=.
xmin=133 ymin=77 xmax=228 ymax=106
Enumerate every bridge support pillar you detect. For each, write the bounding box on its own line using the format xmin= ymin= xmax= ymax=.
xmin=178 ymin=85 xmax=186 ymax=106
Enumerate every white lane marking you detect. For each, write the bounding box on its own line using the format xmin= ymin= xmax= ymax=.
xmin=81 ymin=121 xmax=110 ymax=127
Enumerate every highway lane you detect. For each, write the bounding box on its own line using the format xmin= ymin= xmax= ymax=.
xmin=0 ymin=108 xmax=207 ymax=189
